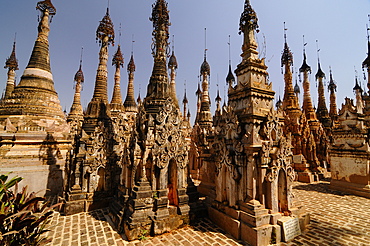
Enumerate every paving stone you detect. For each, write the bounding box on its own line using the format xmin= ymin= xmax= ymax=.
xmin=44 ymin=181 xmax=370 ymax=246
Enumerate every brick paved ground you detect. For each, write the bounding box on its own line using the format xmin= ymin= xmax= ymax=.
xmin=283 ymin=181 xmax=370 ymax=246
xmin=45 ymin=181 xmax=370 ymax=245
xmin=44 ymin=209 xmax=247 ymax=246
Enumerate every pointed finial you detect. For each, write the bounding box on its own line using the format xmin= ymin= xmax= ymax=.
xmin=315 ymin=40 xmax=325 ymax=80
xmin=215 ymin=83 xmax=221 ymax=103
xmin=316 ymin=40 xmax=321 ymax=64
xmin=169 ymin=35 xmax=178 ymax=70
xmin=204 ymin=28 xmax=207 ymax=60
xmin=36 ymin=0 xmax=56 ymax=16
xmin=118 ymin=23 xmax=122 ymax=45
xmin=367 ymin=15 xmax=370 ymax=42
xmin=300 ymin=35 xmax=311 ymax=73
xmin=183 ymin=81 xmax=188 ymax=104
xmin=128 ymin=36 xmax=136 ymax=72
xmin=353 ymin=68 xmax=362 ymax=92
xmin=228 ymin=35 xmax=231 ymax=65
xmin=328 ymin=66 xmax=337 ymax=93
xmin=196 ymin=81 xmax=202 ymax=96
xmin=281 ymin=23 xmax=293 ymax=68
xmin=5 ymin=34 xmax=19 ymax=70
xmin=74 ymin=47 xmax=84 ymax=83
xmin=137 ymin=84 xmax=141 ymax=103
xmin=79 ymin=46 xmax=83 ymax=66
xmin=284 ymin=22 xmax=287 ymax=43
xmin=172 ymin=35 xmax=175 ymax=53
xmin=96 ymin=6 xmax=115 ymax=46
xmin=200 ymin=28 xmax=211 ymax=75
xmin=112 ymin=45 xmax=124 ymax=68
xmin=363 ymin=17 xmax=370 ymax=69
xmin=128 ymin=51 xmax=136 ymax=73
xmin=239 ymin=0 xmax=259 ymax=34
xmin=131 ymin=34 xmax=135 ymax=55
xmin=276 ymin=95 xmax=283 ymax=109
xmin=328 ymin=66 xmax=336 ymax=91
xmin=149 ymin=0 xmax=170 ymax=57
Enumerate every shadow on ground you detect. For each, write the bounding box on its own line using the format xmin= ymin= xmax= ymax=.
xmin=293 ymin=181 xmax=353 ymax=196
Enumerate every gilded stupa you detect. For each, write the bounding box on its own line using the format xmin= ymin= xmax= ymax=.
xmin=0 ymin=0 xmax=66 ymax=128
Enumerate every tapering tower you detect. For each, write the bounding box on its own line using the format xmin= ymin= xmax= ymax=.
xmin=281 ymin=25 xmax=300 ymax=112
xmin=195 ymin=82 xmax=202 ymax=115
xmin=294 ymin=76 xmax=301 ymax=99
xmin=362 ymin=24 xmax=370 ymax=122
xmin=231 ymin=0 xmax=274 ymax=138
xmin=145 ymin=0 xmax=171 ymax=109
xmin=226 ymin=35 xmax=236 ymax=90
xmin=196 ymin=47 xmax=212 ymax=127
xmin=0 ymin=0 xmax=66 ymax=125
xmin=65 ymin=6 xmax=116 ymax=215
xmin=67 ymin=55 xmax=84 ymax=126
xmin=122 ymin=0 xmax=193 ymax=240
xmin=328 ymin=68 xmax=338 ymax=121
xmin=3 ymin=40 xmax=18 ymax=100
xmin=363 ymin=25 xmax=370 ymax=92
xmin=110 ymin=45 xmax=124 ymax=115
xmin=85 ymin=7 xmax=114 ymax=122
xmin=297 ymin=45 xmax=326 ymax=178
xmin=182 ymin=87 xmax=188 ymax=120
xmin=0 ymin=1 xmax=71 ymax=198
xmin=168 ymin=42 xmax=179 ymax=108
xmin=207 ymin=2 xmax=307 ymax=245
xmin=281 ymin=25 xmax=303 ymax=155
xmin=300 ymin=48 xmax=320 ymax=128
xmin=123 ymin=53 xmax=137 ymax=112
xmin=315 ymin=56 xmax=331 ymax=128
xmin=353 ymin=76 xmax=364 ymax=114
xmin=226 ymin=64 xmax=236 ymax=89
xmin=215 ymin=88 xmax=222 ymax=115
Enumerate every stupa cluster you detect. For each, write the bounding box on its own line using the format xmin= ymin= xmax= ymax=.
xmin=0 ymin=0 xmax=369 ymax=245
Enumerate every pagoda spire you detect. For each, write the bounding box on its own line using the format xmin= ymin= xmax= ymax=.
xmin=232 ymin=0 xmax=273 ymax=125
xmin=353 ymin=74 xmax=364 ymax=114
xmin=146 ymin=0 xmax=171 ymax=103
xmin=226 ymin=35 xmax=235 ymax=89
xmin=3 ymin=39 xmax=18 ymax=100
xmin=294 ymin=71 xmax=301 ymax=99
xmin=196 ymin=28 xmax=212 ymax=126
xmin=168 ymin=35 xmax=179 ymax=108
xmin=124 ymin=50 xmax=138 ymax=112
xmin=110 ymin=45 xmax=125 ymax=114
xmin=26 ymin=0 xmax=56 ymax=74
xmin=281 ymin=23 xmax=299 ymax=111
xmin=68 ymin=48 xmax=84 ymax=123
xmin=182 ymin=83 xmax=188 ymax=120
xmin=215 ymin=86 xmax=222 ymax=115
xmin=0 ymin=0 xmax=65 ymax=122
xmin=86 ymin=7 xmax=115 ymax=117
xmin=315 ymin=41 xmax=330 ymax=127
xmin=299 ymin=40 xmax=316 ymax=121
xmin=363 ymin=22 xmax=370 ymax=92
xmin=239 ymin=0 xmax=259 ymax=62
xmin=328 ymin=67 xmax=338 ymax=120
xmin=195 ymin=81 xmax=202 ymax=116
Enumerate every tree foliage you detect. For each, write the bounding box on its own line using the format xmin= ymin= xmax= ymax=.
xmin=0 ymin=174 xmax=59 ymax=246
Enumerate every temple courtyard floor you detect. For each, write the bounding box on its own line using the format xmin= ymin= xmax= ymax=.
xmin=44 ymin=181 xmax=370 ymax=246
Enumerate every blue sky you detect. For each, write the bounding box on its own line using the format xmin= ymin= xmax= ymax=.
xmin=0 ymin=0 xmax=369 ymax=122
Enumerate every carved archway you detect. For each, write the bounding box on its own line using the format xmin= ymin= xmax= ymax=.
xmin=277 ymin=169 xmax=288 ymax=213
xmin=97 ymin=167 xmax=105 ymax=192
xmin=167 ymin=159 xmax=178 ymax=207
